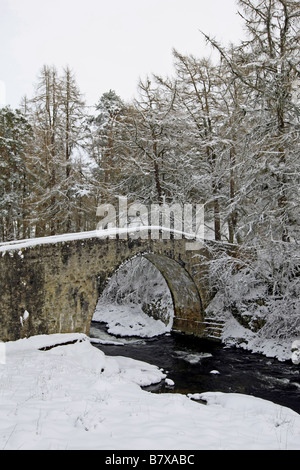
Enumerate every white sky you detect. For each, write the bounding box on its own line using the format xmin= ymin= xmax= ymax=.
xmin=1 ymin=0 xmax=245 ymax=109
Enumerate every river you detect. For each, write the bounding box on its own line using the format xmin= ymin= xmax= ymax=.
xmin=90 ymin=321 xmax=300 ymax=415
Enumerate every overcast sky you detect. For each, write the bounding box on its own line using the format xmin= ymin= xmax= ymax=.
xmin=1 ymin=0 xmax=245 ymax=109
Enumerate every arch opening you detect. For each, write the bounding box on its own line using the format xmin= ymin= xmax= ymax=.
xmin=90 ymin=253 xmax=204 ymax=340
xmin=91 ymin=255 xmax=174 ymax=338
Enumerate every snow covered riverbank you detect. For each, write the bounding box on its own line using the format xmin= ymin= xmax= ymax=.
xmin=0 ymin=333 xmax=299 ymax=450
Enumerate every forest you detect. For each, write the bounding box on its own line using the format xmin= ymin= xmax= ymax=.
xmin=0 ymin=0 xmax=299 ymax=342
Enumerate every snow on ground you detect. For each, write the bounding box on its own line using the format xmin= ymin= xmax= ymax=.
xmin=222 ymin=315 xmax=300 ymax=363
xmin=93 ymin=301 xmax=171 ymax=338
xmin=0 ymin=333 xmax=300 ymax=450
xmin=206 ymin=291 xmax=300 ymax=363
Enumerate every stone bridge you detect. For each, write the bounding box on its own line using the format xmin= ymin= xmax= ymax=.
xmin=0 ymin=231 xmax=237 ymax=342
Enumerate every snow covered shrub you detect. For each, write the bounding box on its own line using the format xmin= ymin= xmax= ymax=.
xmin=292 ymin=340 xmax=300 ymax=365
xmin=207 ymin=242 xmax=300 ymax=342
xmin=207 ymin=251 xmax=268 ymax=332
xmin=254 ymin=243 xmax=300 ymax=340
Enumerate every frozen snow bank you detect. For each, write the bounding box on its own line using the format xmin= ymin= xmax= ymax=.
xmin=4 ymin=333 xmax=165 ymax=386
xmin=1 ymin=333 xmax=300 ymax=450
xmin=207 ymin=292 xmax=300 ymax=362
xmin=93 ymin=301 xmax=171 ymax=338
xmin=5 ymin=332 xmax=87 ymax=352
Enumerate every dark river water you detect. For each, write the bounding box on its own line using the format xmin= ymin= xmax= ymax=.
xmin=90 ymin=321 xmax=300 ymax=415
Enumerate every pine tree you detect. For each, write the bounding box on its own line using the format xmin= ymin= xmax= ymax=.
xmin=88 ymin=90 xmax=126 ymax=205
xmin=27 ymin=65 xmax=87 ymax=236
xmin=0 ymin=107 xmax=32 ymax=241
xmin=166 ymin=52 xmax=227 ymax=240
xmin=121 ymin=78 xmax=179 ymax=205
xmin=203 ymin=0 xmax=300 ymax=243
xmin=57 ymin=66 xmax=86 ymax=232
xmin=200 ymin=0 xmax=300 ymax=340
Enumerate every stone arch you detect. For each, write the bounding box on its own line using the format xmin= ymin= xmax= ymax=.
xmin=93 ymin=252 xmax=204 ymax=337
xmin=143 ymin=254 xmax=204 ymax=336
